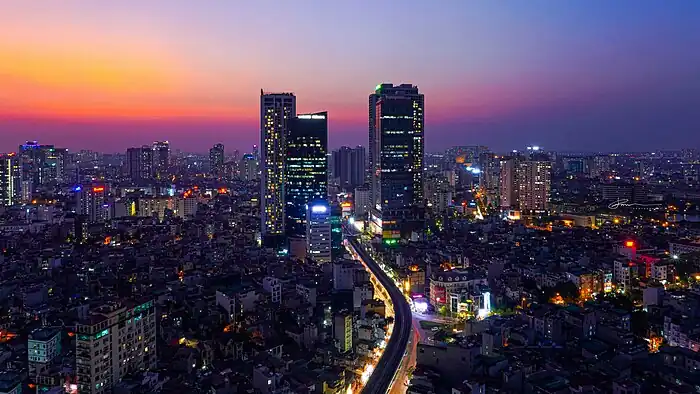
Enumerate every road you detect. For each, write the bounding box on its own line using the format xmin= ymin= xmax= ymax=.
xmin=348 ymin=237 xmax=413 ymax=394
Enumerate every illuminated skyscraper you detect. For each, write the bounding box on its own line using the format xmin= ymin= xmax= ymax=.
xmin=152 ymin=141 xmax=170 ymax=180
xmin=0 ymin=153 xmax=20 ymax=206
xmin=18 ymin=141 xmax=64 ymax=189
xmin=260 ymin=91 xmax=296 ymax=246
xmin=126 ymin=146 xmax=154 ymax=183
xmin=209 ymin=143 xmax=225 ymax=176
xmin=499 ymin=156 xmax=519 ymax=211
xmin=369 ymin=84 xmax=424 ymax=241
xmin=517 ymin=156 xmax=552 ymax=213
xmin=76 ymin=184 xmax=110 ymax=223
xmin=285 ymin=112 xmax=328 ymax=236
xmin=500 ymin=153 xmax=551 ymax=214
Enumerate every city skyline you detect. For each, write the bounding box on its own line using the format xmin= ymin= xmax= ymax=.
xmin=2 ymin=1 xmax=699 ymax=153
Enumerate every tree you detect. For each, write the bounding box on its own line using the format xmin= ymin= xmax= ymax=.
xmin=438 ymin=305 xmax=448 ymax=316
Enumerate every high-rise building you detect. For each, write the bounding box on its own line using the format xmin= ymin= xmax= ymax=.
xmin=516 ymin=155 xmax=552 ymax=213
xmin=333 ymin=310 xmax=353 ymax=353
xmin=306 ymin=201 xmax=331 ymax=263
xmin=353 ymin=185 xmax=371 ymax=219
xmin=332 ymin=146 xmax=366 ymax=190
xmin=41 ymin=147 xmax=68 ymax=184
xmin=126 ymin=146 xmax=154 ymax=183
xmin=369 ymin=84 xmax=424 ymax=241
xmin=285 ymin=112 xmax=328 ymax=236
xmin=28 ymin=328 xmax=62 ymax=390
xmin=77 ymin=184 xmax=110 ymax=223
xmin=240 ymin=153 xmax=259 ymax=181
xmin=330 ymin=203 xmax=344 ymax=259
xmin=18 ymin=141 xmax=64 ymax=190
xmin=0 ymin=153 xmax=20 ymax=206
xmin=499 ymin=157 xmax=519 ymax=211
xmin=260 ymin=91 xmax=296 ymax=246
xmin=152 ymin=141 xmax=170 ymax=180
xmin=425 ymin=173 xmax=453 ymax=215
xmin=209 ymin=143 xmax=225 ymax=176
xmin=479 ymin=152 xmax=501 ymax=209
xmin=76 ymin=300 xmax=157 ymax=394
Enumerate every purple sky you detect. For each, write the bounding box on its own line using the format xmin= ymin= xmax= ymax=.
xmin=1 ymin=1 xmax=698 ymax=153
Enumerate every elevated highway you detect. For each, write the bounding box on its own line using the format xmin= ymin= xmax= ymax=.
xmin=346 ymin=237 xmax=412 ymax=394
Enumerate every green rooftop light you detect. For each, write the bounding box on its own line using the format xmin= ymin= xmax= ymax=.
xmin=376 ymin=84 xmax=382 ymax=91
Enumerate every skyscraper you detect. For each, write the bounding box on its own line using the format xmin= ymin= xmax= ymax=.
xmin=18 ymin=141 xmax=62 ymax=190
xmin=499 ymin=153 xmax=552 ymax=214
xmin=306 ymin=201 xmax=331 ymax=263
xmin=332 ymin=146 xmax=366 ymax=190
xmin=285 ymin=112 xmax=328 ymax=236
xmin=126 ymin=146 xmax=154 ymax=183
xmin=0 ymin=153 xmax=20 ymax=206
xmin=369 ymin=83 xmax=424 ymax=241
xmin=240 ymin=153 xmax=259 ymax=181
xmin=152 ymin=141 xmax=170 ymax=180
xmin=499 ymin=156 xmax=520 ymax=211
xmin=517 ymin=155 xmax=552 ymax=213
xmin=260 ymin=91 xmax=296 ymax=246
xmin=209 ymin=143 xmax=225 ymax=176
xmin=76 ymin=184 xmax=110 ymax=223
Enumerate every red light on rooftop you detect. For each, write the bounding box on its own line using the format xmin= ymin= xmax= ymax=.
xmin=92 ymin=186 xmax=105 ymax=192
xmin=625 ymin=241 xmax=635 ymax=248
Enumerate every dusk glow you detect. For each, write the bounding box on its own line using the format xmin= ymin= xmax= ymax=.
xmin=1 ymin=0 xmax=699 ymax=152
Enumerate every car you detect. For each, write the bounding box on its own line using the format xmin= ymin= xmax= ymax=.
xmin=431 ymin=327 xmax=440 ymax=332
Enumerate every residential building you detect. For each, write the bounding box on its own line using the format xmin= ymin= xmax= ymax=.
xmin=334 ymin=310 xmax=353 ymax=353
xmin=209 ymin=143 xmax=225 ymax=176
xmin=76 ymin=300 xmax=157 ymax=394
xmin=126 ymin=146 xmax=154 ymax=183
xmin=152 ymin=141 xmax=170 ymax=180
xmin=77 ymin=185 xmax=110 ymax=223
xmin=332 ymin=146 xmax=366 ymax=190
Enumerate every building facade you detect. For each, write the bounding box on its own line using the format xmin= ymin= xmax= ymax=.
xmin=369 ymin=83 xmax=425 ymax=241
xmin=517 ymin=156 xmax=552 ymax=213
xmin=209 ymin=143 xmax=225 ymax=176
xmin=332 ymin=146 xmax=366 ymax=190
xmin=77 ymin=185 xmax=110 ymax=223
xmin=0 ymin=154 xmax=20 ymax=206
xmin=260 ymin=91 xmax=296 ymax=246
xmin=152 ymin=141 xmax=170 ymax=180
xmin=306 ymin=201 xmax=332 ymax=263
xmin=76 ymin=300 xmax=157 ymax=394
xmin=285 ymin=112 xmax=328 ymax=236
xmin=126 ymin=146 xmax=154 ymax=183
xmin=240 ymin=153 xmax=259 ymax=181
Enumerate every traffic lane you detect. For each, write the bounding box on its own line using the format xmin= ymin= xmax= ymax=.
xmin=351 ymin=238 xmax=412 ymax=394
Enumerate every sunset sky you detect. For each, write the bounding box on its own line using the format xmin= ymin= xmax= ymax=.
xmin=1 ymin=1 xmax=699 ymax=153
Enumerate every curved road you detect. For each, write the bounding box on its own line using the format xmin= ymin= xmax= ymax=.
xmin=348 ymin=237 xmax=412 ymax=394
